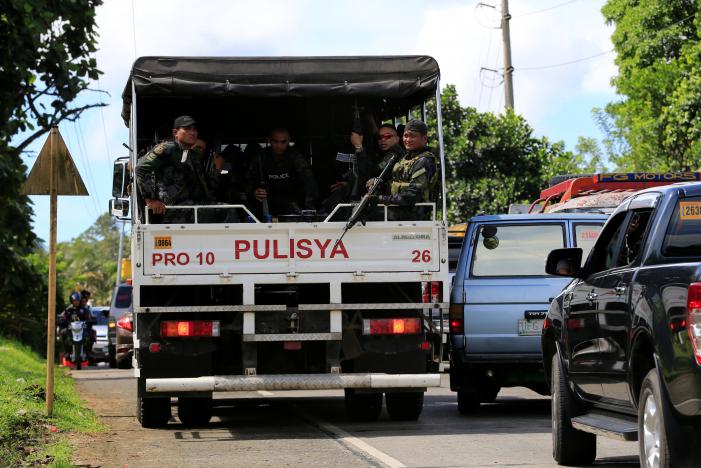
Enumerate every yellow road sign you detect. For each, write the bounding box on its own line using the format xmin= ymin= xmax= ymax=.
xmin=22 ymin=126 xmax=89 ymax=416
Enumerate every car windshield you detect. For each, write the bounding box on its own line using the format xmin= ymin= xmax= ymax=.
xmin=471 ymin=223 xmax=566 ymax=277
xmin=92 ymin=310 xmax=110 ymax=325
xmin=115 ymin=286 xmax=132 ymax=308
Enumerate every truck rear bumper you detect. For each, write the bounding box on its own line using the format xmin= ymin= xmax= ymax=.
xmin=145 ymin=373 xmax=440 ymax=393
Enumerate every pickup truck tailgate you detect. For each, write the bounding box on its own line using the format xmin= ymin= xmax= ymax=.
xmin=463 ymin=277 xmax=570 ymax=354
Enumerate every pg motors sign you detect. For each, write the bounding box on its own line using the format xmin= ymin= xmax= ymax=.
xmin=142 ymin=224 xmax=440 ymax=275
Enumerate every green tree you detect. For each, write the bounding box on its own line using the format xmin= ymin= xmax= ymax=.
xmin=1 ymin=0 xmax=104 ymax=155
xmin=0 ymin=1 xmax=103 ymax=351
xmin=601 ymin=0 xmax=700 ymax=170
xmin=58 ymin=213 xmax=128 ymax=305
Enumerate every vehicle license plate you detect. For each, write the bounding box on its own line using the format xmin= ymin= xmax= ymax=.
xmin=517 ymin=319 xmax=543 ymax=336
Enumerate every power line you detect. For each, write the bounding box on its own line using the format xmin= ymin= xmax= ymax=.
xmin=516 ymin=12 xmax=696 ymax=72
xmin=72 ymin=120 xmax=101 ymax=217
xmin=96 ymin=78 xmax=112 ymax=165
xmin=63 ymin=125 xmax=95 ymax=219
xmin=517 ymin=49 xmax=614 ymax=71
xmin=476 ymin=1 xmax=502 ymax=110
xmin=474 ymin=1 xmax=501 ymax=29
xmin=486 ymin=40 xmax=503 ymax=112
xmin=512 ymin=0 xmax=580 ymax=18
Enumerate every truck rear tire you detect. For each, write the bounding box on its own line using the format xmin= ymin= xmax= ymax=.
xmin=178 ymin=396 xmax=213 ymax=427
xmin=478 ymin=384 xmax=500 ymax=403
xmin=638 ymin=368 xmax=688 ymax=468
xmin=137 ymin=397 xmax=171 ymax=428
xmin=457 ymin=391 xmax=480 ymax=414
xmin=385 ymin=392 xmax=424 ymax=421
xmin=344 ymin=390 xmax=382 ymax=422
xmin=551 ymin=353 xmax=596 ymax=465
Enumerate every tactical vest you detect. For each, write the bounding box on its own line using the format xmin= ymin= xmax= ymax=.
xmin=390 ymin=150 xmax=438 ymax=202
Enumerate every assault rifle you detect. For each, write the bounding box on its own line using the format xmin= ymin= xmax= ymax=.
xmin=333 ymin=151 xmax=402 ymax=249
xmin=257 ymin=151 xmax=271 ymax=222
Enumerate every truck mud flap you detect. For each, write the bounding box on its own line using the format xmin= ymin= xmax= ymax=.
xmin=145 ymin=373 xmax=440 ymax=393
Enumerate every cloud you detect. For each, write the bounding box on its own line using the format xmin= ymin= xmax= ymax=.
xmin=25 ymin=0 xmax=622 ymax=242
xmin=414 ymin=0 xmax=617 ymax=131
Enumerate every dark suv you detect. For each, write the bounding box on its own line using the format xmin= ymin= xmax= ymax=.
xmin=542 ymin=184 xmax=701 ymax=467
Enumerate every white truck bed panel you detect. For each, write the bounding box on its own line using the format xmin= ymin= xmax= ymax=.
xmin=140 ymin=222 xmax=443 ymax=276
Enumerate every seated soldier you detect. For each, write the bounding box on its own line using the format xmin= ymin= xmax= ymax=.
xmin=246 ymin=128 xmax=318 ymax=219
xmin=374 ymin=119 xmax=437 ymax=220
xmin=135 ymin=116 xmax=217 ymax=223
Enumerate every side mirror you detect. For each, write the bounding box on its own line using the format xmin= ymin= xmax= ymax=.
xmin=545 ymin=248 xmax=584 ymax=278
xmin=112 ymin=158 xmax=129 ymax=198
xmin=109 ymin=198 xmax=130 ymax=218
xmin=101 ymin=309 xmax=110 ymax=318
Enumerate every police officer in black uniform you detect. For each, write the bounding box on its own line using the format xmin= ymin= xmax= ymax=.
xmin=246 ymin=127 xmax=318 ymax=218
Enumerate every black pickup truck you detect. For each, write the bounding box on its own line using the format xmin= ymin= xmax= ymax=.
xmin=542 ymin=183 xmax=701 ymax=467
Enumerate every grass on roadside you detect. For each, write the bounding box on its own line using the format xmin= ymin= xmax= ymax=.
xmin=0 ymin=336 xmax=103 ymax=466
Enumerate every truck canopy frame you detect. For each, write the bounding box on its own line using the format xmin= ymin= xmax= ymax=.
xmin=121 ymin=55 xmax=440 ymax=126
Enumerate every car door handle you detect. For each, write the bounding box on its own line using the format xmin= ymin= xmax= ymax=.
xmin=586 ymin=292 xmax=598 ymax=302
xmin=615 ymin=285 xmax=627 ymax=296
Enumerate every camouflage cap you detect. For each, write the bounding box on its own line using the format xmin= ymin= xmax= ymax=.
xmin=405 ymin=119 xmax=428 ymax=135
xmin=173 ymin=115 xmax=197 ymax=128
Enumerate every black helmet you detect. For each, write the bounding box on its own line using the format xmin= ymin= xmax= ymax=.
xmin=70 ymin=292 xmax=82 ymax=302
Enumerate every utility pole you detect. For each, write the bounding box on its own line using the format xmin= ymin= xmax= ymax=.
xmin=501 ymin=0 xmax=515 ymax=110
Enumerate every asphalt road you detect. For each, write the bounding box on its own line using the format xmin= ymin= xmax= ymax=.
xmin=70 ymin=368 xmax=639 ymax=467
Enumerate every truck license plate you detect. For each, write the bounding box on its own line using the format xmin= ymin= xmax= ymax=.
xmin=517 ymin=319 xmax=543 ymax=336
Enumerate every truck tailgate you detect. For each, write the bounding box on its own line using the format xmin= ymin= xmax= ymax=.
xmin=141 ymin=222 xmax=442 ymax=275
xmin=463 ymin=277 xmax=570 ymax=354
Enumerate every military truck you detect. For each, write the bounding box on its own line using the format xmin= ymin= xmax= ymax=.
xmin=110 ymin=56 xmax=449 ymax=427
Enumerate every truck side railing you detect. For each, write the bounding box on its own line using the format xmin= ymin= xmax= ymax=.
xmin=143 ymin=203 xmax=437 ymax=224
xmin=323 ymin=203 xmax=436 ymax=222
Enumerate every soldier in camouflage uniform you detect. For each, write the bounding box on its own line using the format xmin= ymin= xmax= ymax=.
xmin=376 ymin=119 xmax=437 ymax=220
xmin=135 ymin=115 xmax=217 ymax=223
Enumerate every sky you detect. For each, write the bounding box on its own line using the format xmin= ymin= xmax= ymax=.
xmin=20 ymin=0 xmax=617 ymax=243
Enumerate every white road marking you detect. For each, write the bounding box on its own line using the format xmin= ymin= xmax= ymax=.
xmin=296 ymin=409 xmax=406 ymax=468
xmin=257 ymin=390 xmax=274 ymax=396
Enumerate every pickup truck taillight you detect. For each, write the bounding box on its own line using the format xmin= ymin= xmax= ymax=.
xmin=362 ymin=318 xmax=421 ymax=335
xmin=687 ymin=282 xmax=701 ymax=366
xmin=160 ymin=320 xmax=220 ymax=337
xmin=116 ymin=315 xmax=133 ymax=332
xmin=449 ymin=303 xmax=464 ymax=334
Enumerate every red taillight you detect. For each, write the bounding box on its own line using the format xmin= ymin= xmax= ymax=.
xmin=116 ymin=315 xmax=133 ymax=332
xmin=422 ymin=281 xmax=442 ymax=303
xmin=543 ymin=318 xmax=553 ymax=331
xmin=160 ymin=321 xmax=220 ymax=337
xmin=363 ymin=318 xmax=421 ymax=335
xmin=449 ymin=303 xmax=463 ymax=334
xmin=687 ymin=282 xmax=701 ymax=366
xmin=148 ymin=343 xmax=161 ymax=353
